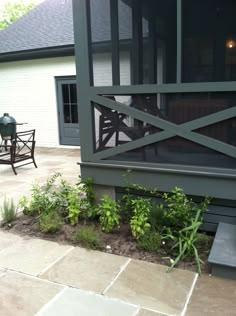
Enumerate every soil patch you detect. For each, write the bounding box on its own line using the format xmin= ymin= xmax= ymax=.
xmin=1 ymin=214 xmax=213 ymax=275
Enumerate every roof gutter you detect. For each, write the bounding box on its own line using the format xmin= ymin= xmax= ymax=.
xmin=0 ymin=39 xmax=132 ymax=63
xmin=0 ymin=45 xmax=75 ymax=63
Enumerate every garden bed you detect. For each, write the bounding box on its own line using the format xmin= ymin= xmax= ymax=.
xmin=0 ymin=172 xmax=214 ymax=275
xmin=2 ymin=213 xmax=213 ymax=274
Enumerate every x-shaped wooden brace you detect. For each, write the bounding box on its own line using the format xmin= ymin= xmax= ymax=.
xmin=91 ymin=95 xmax=236 ymax=161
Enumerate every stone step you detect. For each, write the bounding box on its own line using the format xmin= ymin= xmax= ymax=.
xmin=208 ymin=222 xmax=236 ymax=280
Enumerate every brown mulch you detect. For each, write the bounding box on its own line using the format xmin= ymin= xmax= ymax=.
xmin=1 ymin=214 xmax=213 ymax=275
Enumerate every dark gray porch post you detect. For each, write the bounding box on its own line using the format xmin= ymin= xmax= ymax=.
xmin=73 ymin=0 xmax=94 ymax=161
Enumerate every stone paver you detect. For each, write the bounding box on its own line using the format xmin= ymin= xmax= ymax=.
xmin=40 ymin=247 xmax=129 ymax=293
xmin=0 ymin=237 xmax=73 ymax=276
xmin=185 ymin=275 xmax=236 ymax=316
xmin=0 ymin=268 xmax=5 ymax=276
xmin=0 ymin=147 xmax=80 ymax=214
xmin=0 ymin=271 xmax=62 ymax=316
xmin=137 ymin=309 xmax=167 ymax=316
xmin=37 ymin=288 xmax=138 ymax=316
xmin=0 ymin=147 xmax=80 ymax=197
xmin=0 ymin=230 xmax=21 ymax=251
xmin=105 ymin=259 xmax=196 ymax=316
xmin=137 ymin=310 xmax=168 ymax=316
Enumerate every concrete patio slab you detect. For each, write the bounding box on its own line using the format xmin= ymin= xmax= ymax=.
xmin=0 ymin=237 xmax=73 ymax=276
xmin=0 ymin=268 xmax=5 ymax=276
xmin=37 ymin=288 xmax=138 ymax=316
xmin=0 ymin=271 xmax=62 ymax=316
xmin=105 ymin=259 xmax=197 ymax=316
xmin=0 ymin=147 xmax=80 ymax=194
xmin=0 ymin=147 xmax=81 ymax=218
xmin=185 ymin=275 xmax=236 ymax=316
xmin=40 ymin=247 xmax=130 ymax=293
xmin=0 ymin=230 xmax=21 ymax=251
xmin=137 ymin=309 xmax=167 ymax=316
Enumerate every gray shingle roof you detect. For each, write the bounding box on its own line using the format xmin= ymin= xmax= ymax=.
xmin=0 ymin=0 xmax=132 ymax=55
xmin=0 ymin=0 xmax=74 ymax=54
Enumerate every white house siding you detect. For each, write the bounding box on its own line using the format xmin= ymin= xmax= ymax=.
xmin=0 ymin=52 xmax=130 ymax=147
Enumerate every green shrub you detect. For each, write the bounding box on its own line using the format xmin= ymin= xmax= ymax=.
xmin=76 ymin=177 xmax=98 ymax=220
xmin=130 ymin=198 xmax=151 ymax=239
xmin=137 ymin=231 xmax=161 ymax=253
xmin=20 ymin=182 xmax=58 ymax=216
xmin=39 ymin=211 xmax=64 ymax=233
xmin=160 ymin=188 xmax=210 ymax=232
xmin=18 ymin=174 xmax=93 ymax=225
xmin=97 ymin=195 xmax=120 ymax=233
xmin=72 ymin=226 xmax=102 ymax=250
xmin=77 ymin=177 xmax=96 ymax=207
xmin=67 ymin=187 xmax=83 ymax=225
xmin=1 ymin=197 xmax=16 ymax=224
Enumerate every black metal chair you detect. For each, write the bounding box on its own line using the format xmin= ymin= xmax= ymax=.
xmin=0 ymin=129 xmax=37 ymax=175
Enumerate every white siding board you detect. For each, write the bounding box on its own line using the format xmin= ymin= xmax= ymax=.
xmin=0 ymin=53 xmax=130 ymax=147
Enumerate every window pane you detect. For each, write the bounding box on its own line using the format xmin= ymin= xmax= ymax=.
xmin=62 ymin=84 xmax=69 ymax=104
xmin=63 ymin=104 xmax=71 ymax=123
xmin=70 ymin=84 xmax=77 ymax=104
xmin=62 ymin=83 xmax=78 ymax=124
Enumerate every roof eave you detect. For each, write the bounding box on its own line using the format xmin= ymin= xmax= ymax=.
xmin=0 ymin=39 xmax=132 ymax=63
xmin=0 ymin=45 xmax=75 ymax=63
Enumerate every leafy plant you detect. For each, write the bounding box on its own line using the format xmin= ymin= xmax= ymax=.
xmin=76 ymin=177 xmax=98 ymax=220
xmin=18 ymin=195 xmax=29 ymax=212
xmin=31 ymin=183 xmax=58 ymax=214
xmin=122 ymin=170 xmax=159 ymax=218
xmin=130 ymin=198 xmax=151 ymax=239
xmin=137 ymin=231 xmax=161 ymax=253
xmin=157 ymin=188 xmax=210 ymax=234
xmin=67 ymin=188 xmax=87 ymax=225
xmin=72 ymin=226 xmax=102 ymax=250
xmin=97 ymin=195 xmax=120 ymax=233
xmin=20 ymin=174 xmax=62 ymax=215
xmin=77 ymin=177 xmax=96 ymax=206
xmin=45 ymin=172 xmax=62 ymax=192
xmin=1 ymin=197 xmax=16 ymax=224
xmin=39 ymin=210 xmax=64 ymax=233
xmin=164 ymin=209 xmax=205 ymax=275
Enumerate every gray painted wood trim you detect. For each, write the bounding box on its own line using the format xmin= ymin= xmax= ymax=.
xmin=79 ymin=160 xmax=236 ymax=178
xmin=177 ymin=0 xmax=182 ymax=83
xmin=147 ymin=4 xmax=157 ymax=84
xmin=131 ymin=0 xmax=143 ymax=84
xmin=73 ymin=0 xmax=94 ymax=161
xmin=80 ymin=161 xmax=236 ymax=200
xmin=110 ymin=0 xmax=120 ymax=85
xmin=91 ymin=95 xmax=236 ymax=160
xmin=90 ymin=81 xmax=236 ymax=95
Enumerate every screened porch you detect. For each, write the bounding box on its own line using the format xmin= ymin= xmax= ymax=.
xmin=73 ymin=0 xmax=236 ymax=209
